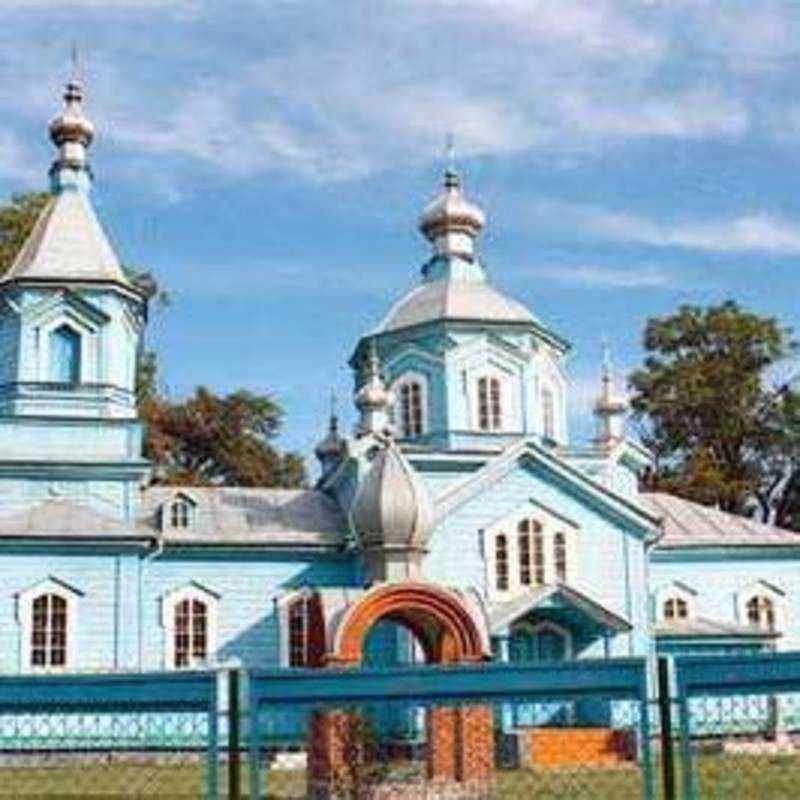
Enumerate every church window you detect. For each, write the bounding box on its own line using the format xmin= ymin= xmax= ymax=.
xmin=163 ymin=585 xmax=218 ymax=670
xmin=495 ymin=533 xmax=509 ymax=591
xmin=746 ymin=596 xmax=775 ymax=631
xmin=518 ymin=520 xmax=531 ymax=586
xmin=664 ymin=598 xmax=688 ymax=621
xmin=532 ymin=523 xmax=545 ymax=585
xmin=542 ymin=388 xmax=555 ymax=439
xmin=30 ymin=593 xmax=68 ymax=669
xmin=399 ymin=382 xmax=423 ymax=438
xmin=170 ymin=499 xmax=192 ymax=529
xmin=288 ymin=596 xmax=310 ymax=667
xmin=510 ymin=622 xmax=572 ymax=663
xmin=173 ymin=598 xmax=207 ymax=668
xmin=554 ymin=532 xmax=567 ymax=583
xmin=49 ymin=324 xmax=81 ymax=384
xmin=478 ymin=376 xmax=502 ymax=431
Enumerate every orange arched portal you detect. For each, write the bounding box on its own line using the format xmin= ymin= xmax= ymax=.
xmin=309 ymin=581 xmax=495 ymax=798
xmin=329 ymin=581 xmax=490 ymax=666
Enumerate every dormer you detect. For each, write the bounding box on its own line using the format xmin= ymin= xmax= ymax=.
xmin=160 ymin=492 xmax=198 ymax=532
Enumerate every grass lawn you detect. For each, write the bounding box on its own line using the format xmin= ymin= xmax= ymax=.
xmin=1 ymin=752 xmax=800 ymax=798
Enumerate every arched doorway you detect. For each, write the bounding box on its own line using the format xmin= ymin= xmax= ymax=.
xmin=309 ymin=582 xmax=494 ymax=797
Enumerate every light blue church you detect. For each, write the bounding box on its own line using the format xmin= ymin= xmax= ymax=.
xmin=2 ymin=79 xmax=798 ymax=680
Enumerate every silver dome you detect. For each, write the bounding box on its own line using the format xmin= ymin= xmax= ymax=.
xmin=351 ymin=443 xmax=433 ymax=551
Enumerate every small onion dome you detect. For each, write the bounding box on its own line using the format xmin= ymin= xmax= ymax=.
xmin=314 ymin=415 xmax=346 ymax=462
xmin=418 ymin=168 xmax=485 ymax=243
xmin=49 ymin=81 xmax=94 ymax=148
xmin=355 ymin=340 xmax=392 ymax=411
xmin=352 ymin=442 xmax=434 ymax=551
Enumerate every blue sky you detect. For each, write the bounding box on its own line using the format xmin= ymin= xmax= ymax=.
xmin=2 ymin=0 xmax=800 ymax=469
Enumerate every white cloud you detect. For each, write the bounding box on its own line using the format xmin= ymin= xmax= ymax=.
xmin=536 ymin=263 xmax=674 ymax=289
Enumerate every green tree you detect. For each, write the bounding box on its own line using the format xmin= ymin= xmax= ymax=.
xmin=0 ymin=191 xmax=307 ymax=489
xmin=0 ymin=192 xmax=50 ymax=274
xmin=142 ymin=386 xmax=306 ymax=488
xmin=630 ymin=301 xmax=800 ymax=527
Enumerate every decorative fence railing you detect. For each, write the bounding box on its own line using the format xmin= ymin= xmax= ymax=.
xmin=1 ymin=653 xmax=800 ymax=798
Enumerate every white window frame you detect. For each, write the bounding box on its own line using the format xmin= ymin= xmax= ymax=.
xmin=17 ymin=578 xmax=80 ymax=673
xmin=276 ymin=590 xmax=317 ymax=668
xmin=510 ymin=620 xmax=574 ymax=661
xmin=486 ymin=506 xmax=579 ymax=601
xmin=391 ymin=372 xmax=428 ymax=439
xmin=737 ymin=581 xmax=785 ymax=632
xmin=475 ymin=373 xmax=506 ymax=432
xmin=654 ymin=582 xmax=697 ymax=624
xmin=162 ymin=584 xmax=219 ymax=669
xmin=38 ymin=315 xmax=96 ymax=385
xmin=161 ymin=493 xmax=197 ymax=532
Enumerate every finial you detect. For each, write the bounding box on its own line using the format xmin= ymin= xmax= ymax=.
xmin=355 ymin=339 xmax=393 ymax=436
xmin=48 ymin=51 xmax=95 ymax=193
xmin=444 ymin=132 xmax=459 ymax=188
xmin=601 ymin=336 xmax=612 ymax=383
xmin=594 ymin=339 xmax=627 ymax=449
xmin=328 ymin=388 xmax=339 ymax=433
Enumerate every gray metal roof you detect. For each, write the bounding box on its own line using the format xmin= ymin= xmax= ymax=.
xmin=376 ymin=278 xmax=534 ymax=333
xmin=2 ymin=191 xmax=131 ymax=287
xmin=0 ymin=498 xmax=147 ymax=539
xmin=655 ymin=617 xmax=780 ymax=639
xmin=141 ymin=487 xmax=347 ymax=547
xmin=645 ymin=492 xmax=800 ymax=549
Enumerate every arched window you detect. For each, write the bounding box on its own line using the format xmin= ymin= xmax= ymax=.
xmin=398 ymin=381 xmax=424 ymax=438
xmin=518 ymin=519 xmax=545 ymax=588
xmin=554 ymin=532 xmax=567 ymax=583
xmin=174 ymin=597 xmax=207 ymax=668
xmin=746 ymin=596 xmax=775 ymax=631
xmin=170 ymin=499 xmax=192 ymax=529
xmin=664 ymin=598 xmax=688 ymax=621
xmin=477 ymin=376 xmax=502 ymax=431
xmin=49 ymin=325 xmax=81 ymax=384
xmin=31 ymin=593 xmax=68 ymax=668
xmin=288 ymin=596 xmax=309 ymax=667
xmin=542 ymin=387 xmax=555 ymax=439
xmin=532 ymin=522 xmax=545 ymax=585
xmin=495 ymin=533 xmax=509 ymax=592
xmin=518 ymin=520 xmax=531 ymax=586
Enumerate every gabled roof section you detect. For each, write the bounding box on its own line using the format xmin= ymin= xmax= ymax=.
xmin=645 ymin=492 xmax=800 ymax=549
xmin=142 ymin=487 xmax=347 ymax=548
xmin=1 ymin=191 xmax=132 ymax=288
xmin=0 ymin=498 xmax=146 ymax=539
xmin=433 ymin=438 xmax=661 ymax=537
xmin=489 ymin=583 xmax=632 ymax=634
xmin=656 ymin=617 xmax=780 ymax=639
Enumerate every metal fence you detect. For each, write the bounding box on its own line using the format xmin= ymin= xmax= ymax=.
xmin=3 ymin=653 xmax=800 ymax=798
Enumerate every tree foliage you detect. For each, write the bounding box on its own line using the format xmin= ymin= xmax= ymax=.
xmin=0 ymin=191 xmax=306 ymax=489
xmin=0 ymin=192 xmax=50 ymax=275
xmin=630 ymin=301 xmax=800 ymax=528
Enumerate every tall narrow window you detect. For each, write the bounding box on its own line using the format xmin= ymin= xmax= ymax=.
xmin=532 ymin=521 xmax=545 ymax=585
xmin=174 ymin=598 xmax=208 ymax=668
xmin=518 ymin=520 xmax=531 ymax=586
xmin=31 ymin=594 xmax=67 ymax=669
xmin=542 ymin=388 xmax=555 ymax=440
xmin=664 ymin=598 xmax=688 ymax=621
xmin=49 ymin=325 xmax=81 ymax=384
xmin=288 ymin=597 xmax=309 ymax=667
xmin=399 ymin=381 xmax=424 ymax=438
xmin=495 ymin=534 xmax=509 ymax=591
xmin=554 ymin=532 xmax=567 ymax=583
xmin=170 ymin=499 xmax=192 ymax=529
xmin=478 ymin=377 xmax=502 ymax=431
xmin=746 ymin=596 xmax=775 ymax=631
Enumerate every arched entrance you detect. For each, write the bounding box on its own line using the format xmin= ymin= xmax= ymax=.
xmin=309 ymin=582 xmax=494 ymax=798
xmin=328 ymin=581 xmax=489 ymax=666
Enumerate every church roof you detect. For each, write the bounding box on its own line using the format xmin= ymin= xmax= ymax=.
xmin=0 ymin=498 xmax=147 ymax=539
xmin=1 ymin=191 xmax=132 ymax=288
xmin=655 ymin=617 xmax=780 ymax=639
xmin=645 ymin=492 xmax=800 ymax=549
xmin=141 ymin=487 xmax=347 ymax=548
xmin=376 ymin=278 xmax=535 ymax=333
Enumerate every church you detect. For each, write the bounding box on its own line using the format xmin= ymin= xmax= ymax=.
xmin=1 ymin=77 xmax=798 ymax=680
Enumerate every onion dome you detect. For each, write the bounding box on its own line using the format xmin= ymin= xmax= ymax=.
xmin=354 ymin=340 xmax=393 ymax=436
xmin=351 ymin=441 xmax=434 ymax=552
xmin=594 ymin=343 xmax=628 ymax=447
xmin=315 ymin=395 xmax=347 ymax=466
xmin=49 ymin=81 xmax=95 ymax=149
xmin=418 ymin=168 xmax=486 ymax=259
